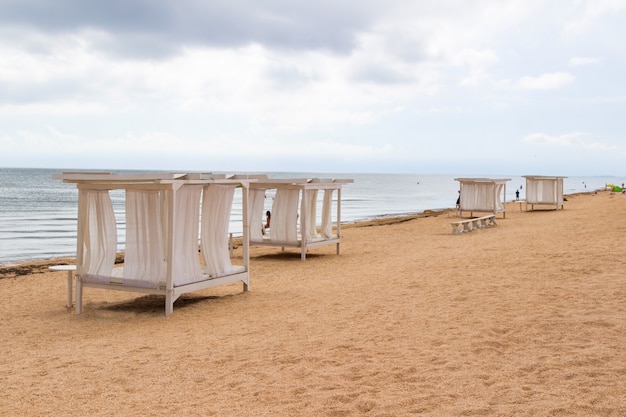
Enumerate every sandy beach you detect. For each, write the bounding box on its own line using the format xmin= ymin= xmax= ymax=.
xmin=1 ymin=191 xmax=625 ymax=416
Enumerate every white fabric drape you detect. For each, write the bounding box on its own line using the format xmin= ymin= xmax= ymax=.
xmin=461 ymin=183 xmax=495 ymax=211
xmin=495 ymin=184 xmax=505 ymax=211
xmin=160 ymin=190 xmax=170 ymax=259
xmin=528 ymin=180 xmax=538 ymax=202
xmin=271 ymin=189 xmax=299 ymax=242
xmin=201 ymin=185 xmax=235 ymax=277
xmin=78 ymin=189 xmax=117 ymax=279
xmin=124 ymin=190 xmax=164 ymax=287
xmin=527 ymin=179 xmax=556 ymax=204
xmin=171 ymin=185 xmax=204 ymax=286
xmin=303 ymin=189 xmax=319 ymax=242
xmin=249 ymin=188 xmax=266 ymax=241
xmin=321 ymin=189 xmax=334 ymax=238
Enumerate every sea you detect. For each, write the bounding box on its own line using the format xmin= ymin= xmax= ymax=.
xmin=0 ymin=167 xmax=622 ymax=266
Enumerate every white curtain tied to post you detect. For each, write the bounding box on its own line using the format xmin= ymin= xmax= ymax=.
xmin=495 ymin=183 xmax=505 ymax=211
xmin=321 ymin=189 xmax=334 ymax=238
xmin=77 ymin=189 xmax=117 ymax=280
xmin=201 ymin=184 xmax=236 ymax=277
xmin=171 ymin=185 xmax=204 ymax=286
xmin=249 ymin=188 xmax=266 ymax=241
xmin=303 ymin=189 xmax=319 ymax=242
xmin=124 ymin=190 xmax=164 ymax=288
xmin=271 ymin=188 xmax=299 ymax=243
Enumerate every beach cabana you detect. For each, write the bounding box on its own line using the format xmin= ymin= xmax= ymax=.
xmin=523 ymin=175 xmax=566 ymax=211
xmin=455 ymin=177 xmax=511 ymax=218
xmin=53 ymin=172 xmax=252 ymax=316
xmin=236 ymin=175 xmax=353 ymax=260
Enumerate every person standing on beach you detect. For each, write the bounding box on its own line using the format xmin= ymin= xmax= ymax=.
xmin=264 ymin=210 xmax=271 ymax=230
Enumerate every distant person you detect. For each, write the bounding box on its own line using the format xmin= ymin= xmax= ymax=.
xmin=515 ymin=189 xmax=520 ymax=201
xmin=264 ymin=210 xmax=271 ymax=230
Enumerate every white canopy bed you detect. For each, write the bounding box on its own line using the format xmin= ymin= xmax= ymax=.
xmin=237 ymin=175 xmax=353 ymax=260
xmin=523 ymin=175 xmax=566 ymax=211
xmin=455 ymin=178 xmax=511 ymax=218
xmin=53 ymin=172 xmax=252 ymax=316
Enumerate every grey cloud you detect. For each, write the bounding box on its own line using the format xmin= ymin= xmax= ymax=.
xmin=0 ymin=0 xmax=383 ymax=57
xmin=352 ymin=64 xmax=413 ymax=85
xmin=265 ymin=65 xmax=320 ymax=89
xmin=0 ymin=79 xmax=80 ymax=104
xmin=386 ymin=38 xmax=428 ymax=63
xmin=0 ymin=0 xmax=172 ymax=32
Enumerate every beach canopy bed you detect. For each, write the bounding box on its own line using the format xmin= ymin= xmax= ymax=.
xmin=523 ymin=175 xmax=566 ymax=211
xmin=235 ymin=175 xmax=353 ymax=260
xmin=53 ymin=172 xmax=252 ymax=316
xmin=455 ymin=177 xmax=511 ymax=218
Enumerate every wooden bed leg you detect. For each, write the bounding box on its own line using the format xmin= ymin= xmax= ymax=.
xmin=165 ymin=293 xmax=174 ymax=317
xmin=75 ymin=278 xmax=83 ymax=315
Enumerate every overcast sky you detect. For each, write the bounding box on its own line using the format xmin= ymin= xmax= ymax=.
xmin=1 ymin=0 xmax=625 ymax=175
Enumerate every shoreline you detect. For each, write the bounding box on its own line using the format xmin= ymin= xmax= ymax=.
xmin=0 ymin=209 xmax=449 ymax=279
xmin=0 ymin=189 xmax=601 ymax=277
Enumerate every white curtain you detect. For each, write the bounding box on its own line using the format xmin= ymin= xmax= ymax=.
xmin=461 ymin=183 xmax=495 ymax=212
xmin=271 ymin=189 xmax=299 ymax=242
xmin=556 ymin=179 xmax=564 ymax=204
xmin=249 ymin=188 xmax=266 ymax=241
xmin=495 ymin=183 xmax=505 ymax=211
xmin=171 ymin=185 xmax=204 ymax=286
xmin=77 ymin=189 xmax=117 ymax=279
xmin=527 ymin=179 xmax=556 ymax=204
xmin=303 ymin=189 xmax=319 ymax=242
xmin=124 ymin=190 xmax=164 ymax=287
xmin=526 ymin=180 xmax=537 ymax=203
xmin=201 ymin=185 xmax=235 ymax=277
xmin=321 ymin=189 xmax=334 ymax=238
xmin=160 ymin=190 xmax=170 ymax=259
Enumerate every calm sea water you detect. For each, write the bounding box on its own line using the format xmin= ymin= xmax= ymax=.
xmin=0 ymin=167 xmax=621 ymax=266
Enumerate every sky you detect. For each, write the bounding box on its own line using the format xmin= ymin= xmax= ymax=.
xmin=1 ymin=0 xmax=625 ymax=176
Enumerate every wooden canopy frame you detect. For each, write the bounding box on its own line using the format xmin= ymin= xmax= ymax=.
xmin=236 ymin=175 xmax=353 ymax=261
xmin=53 ymin=172 xmax=252 ymax=316
xmin=523 ymin=175 xmax=567 ymax=211
xmin=455 ymin=177 xmax=511 ymax=218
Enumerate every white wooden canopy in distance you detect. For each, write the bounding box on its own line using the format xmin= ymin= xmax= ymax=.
xmin=454 ymin=177 xmax=511 ymax=218
xmin=522 ymin=175 xmax=567 ymax=211
xmin=232 ymin=175 xmax=354 ymax=260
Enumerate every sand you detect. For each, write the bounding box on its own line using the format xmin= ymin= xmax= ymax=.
xmin=1 ymin=191 xmax=625 ymax=416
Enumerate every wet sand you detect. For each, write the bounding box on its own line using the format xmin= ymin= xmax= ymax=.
xmin=1 ymin=191 xmax=625 ymax=416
